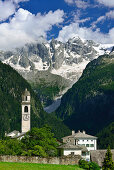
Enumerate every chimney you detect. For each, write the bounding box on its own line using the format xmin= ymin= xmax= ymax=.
xmin=83 ymin=130 xmax=86 ymax=134
xmin=72 ymin=130 xmax=75 ymax=135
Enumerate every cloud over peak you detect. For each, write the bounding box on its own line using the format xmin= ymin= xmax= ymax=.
xmin=0 ymin=8 xmax=64 ymax=50
xmin=57 ymin=22 xmax=114 ymax=44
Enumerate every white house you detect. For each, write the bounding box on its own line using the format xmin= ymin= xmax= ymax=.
xmin=60 ymin=130 xmax=97 ymax=161
xmin=6 ymin=89 xmax=31 ymax=139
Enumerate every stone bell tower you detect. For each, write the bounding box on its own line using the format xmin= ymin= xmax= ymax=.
xmin=22 ymin=88 xmax=31 ymax=133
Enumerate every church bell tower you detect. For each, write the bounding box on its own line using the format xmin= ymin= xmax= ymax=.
xmin=22 ymin=89 xmax=31 ymax=133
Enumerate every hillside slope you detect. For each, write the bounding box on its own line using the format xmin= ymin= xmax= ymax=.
xmin=55 ymin=53 xmax=114 ymax=136
xmin=97 ymin=122 xmax=114 ymax=149
xmin=0 ymin=61 xmax=70 ymax=139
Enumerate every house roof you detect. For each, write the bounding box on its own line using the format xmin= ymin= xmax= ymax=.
xmin=62 ymin=131 xmax=97 ymax=139
xmin=6 ymin=130 xmax=20 ymax=136
xmin=58 ymin=143 xmax=88 ymax=152
xmin=6 ymin=130 xmax=27 ymax=139
xmin=12 ymin=132 xmax=26 ymax=139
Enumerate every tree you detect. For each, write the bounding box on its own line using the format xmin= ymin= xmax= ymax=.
xmin=79 ymin=159 xmax=89 ymax=169
xmin=89 ymin=162 xmax=100 ymax=170
xmin=79 ymin=159 xmax=100 ymax=170
xmin=0 ymin=126 xmax=59 ymax=157
xmin=21 ymin=126 xmax=58 ymax=157
xmin=102 ymin=145 xmax=114 ymax=170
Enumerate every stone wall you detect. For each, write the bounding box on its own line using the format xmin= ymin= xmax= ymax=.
xmin=90 ymin=149 xmax=114 ymax=167
xmin=0 ymin=155 xmax=81 ymax=165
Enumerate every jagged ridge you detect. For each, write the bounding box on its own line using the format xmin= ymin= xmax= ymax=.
xmin=0 ymin=37 xmax=113 ymax=107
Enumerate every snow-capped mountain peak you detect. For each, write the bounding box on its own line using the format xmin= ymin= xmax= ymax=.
xmin=0 ymin=37 xmax=113 ymax=83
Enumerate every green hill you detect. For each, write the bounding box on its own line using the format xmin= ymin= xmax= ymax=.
xmin=97 ymin=122 xmax=114 ymax=149
xmin=0 ymin=61 xmax=70 ymax=139
xmin=55 ymin=54 xmax=114 ymax=139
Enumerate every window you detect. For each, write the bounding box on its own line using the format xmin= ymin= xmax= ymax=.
xmin=91 ymin=140 xmax=93 ymax=142
xmin=86 ymin=152 xmax=90 ymax=155
xmin=82 ymin=144 xmax=85 ymax=146
xmin=82 ymin=152 xmax=86 ymax=156
xmin=71 ymin=152 xmax=74 ymax=155
xmin=90 ymin=144 xmax=94 ymax=147
xmin=26 ymin=96 xmax=27 ymax=101
xmin=86 ymin=144 xmax=89 ymax=147
xmin=24 ymin=106 xmax=28 ymax=112
xmin=75 ymin=139 xmax=77 ymax=145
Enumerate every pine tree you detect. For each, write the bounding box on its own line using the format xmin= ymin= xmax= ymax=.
xmin=102 ymin=145 xmax=114 ymax=170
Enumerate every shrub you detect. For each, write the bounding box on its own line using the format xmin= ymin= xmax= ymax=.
xmin=79 ymin=159 xmax=100 ymax=170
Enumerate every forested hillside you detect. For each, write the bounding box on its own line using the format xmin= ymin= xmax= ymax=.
xmin=0 ymin=61 xmax=70 ymax=139
xmin=55 ymin=53 xmax=114 ymax=145
xmin=97 ymin=122 xmax=114 ymax=149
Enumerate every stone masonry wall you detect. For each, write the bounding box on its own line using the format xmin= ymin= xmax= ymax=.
xmin=90 ymin=150 xmax=114 ymax=167
xmin=0 ymin=155 xmax=81 ymax=165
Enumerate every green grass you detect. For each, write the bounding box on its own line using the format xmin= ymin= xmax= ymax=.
xmin=0 ymin=162 xmax=82 ymax=170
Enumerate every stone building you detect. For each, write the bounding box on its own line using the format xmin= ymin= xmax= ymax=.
xmin=6 ymin=89 xmax=31 ymax=139
xmin=59 ymin=130 xmax=97 ymax=161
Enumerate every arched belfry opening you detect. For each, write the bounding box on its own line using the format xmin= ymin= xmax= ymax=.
xmin=24 ymin=106 xmax=28 ymax=112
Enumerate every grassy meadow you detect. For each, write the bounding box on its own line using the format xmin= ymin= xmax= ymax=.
xmin=0 ymin=162 xmax=82 ymax=170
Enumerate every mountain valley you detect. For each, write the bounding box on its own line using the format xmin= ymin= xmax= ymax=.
xmin=0 ymin=37 xmax=113 ymax=108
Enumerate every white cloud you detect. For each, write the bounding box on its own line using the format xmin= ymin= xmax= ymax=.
xmin=75 ymin=0 xmax=89 ymax=9
xmin=0 ymin=1 xmax=16 ymax=21
xmin=0 ymin=8 xmax=64 ymax=50
xmin=74 ymin=16 xmax=91 ymax=23
xmin=64 ymin=0 xmax=74 ymax=4
xmin=106 ymin=10 xmax=114 ymax=18
xmin=12 ymin=0 xmax=29 ymax=3
xmin=64 ymin=0 xmax=89 ymax=9
xmin=96 ymin=0 xmax=114 ymax=7
xmin=0 ymin=0 xmax=29 ymax=21
xmin=57 ymin=22 xmax=114 ymax=44
xmin=92 ymin=10 xmax=114 ymax=28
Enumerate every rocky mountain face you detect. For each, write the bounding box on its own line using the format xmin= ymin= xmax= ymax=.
xmin=0 ymin=37 xmax=113 ymax=107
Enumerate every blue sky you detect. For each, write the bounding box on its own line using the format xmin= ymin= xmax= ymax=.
xmin=0 ymin=0 xmax=114 ymax=50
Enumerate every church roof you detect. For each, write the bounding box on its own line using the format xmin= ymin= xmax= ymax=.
xmin=22 ymin=88 xmax=30 ymax=96
xmin=62 ymin=131 xmax=97 ymax=139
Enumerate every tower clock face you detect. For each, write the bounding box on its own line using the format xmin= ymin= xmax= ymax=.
xmin=23 ymin=114 xmax=30 ymax=121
